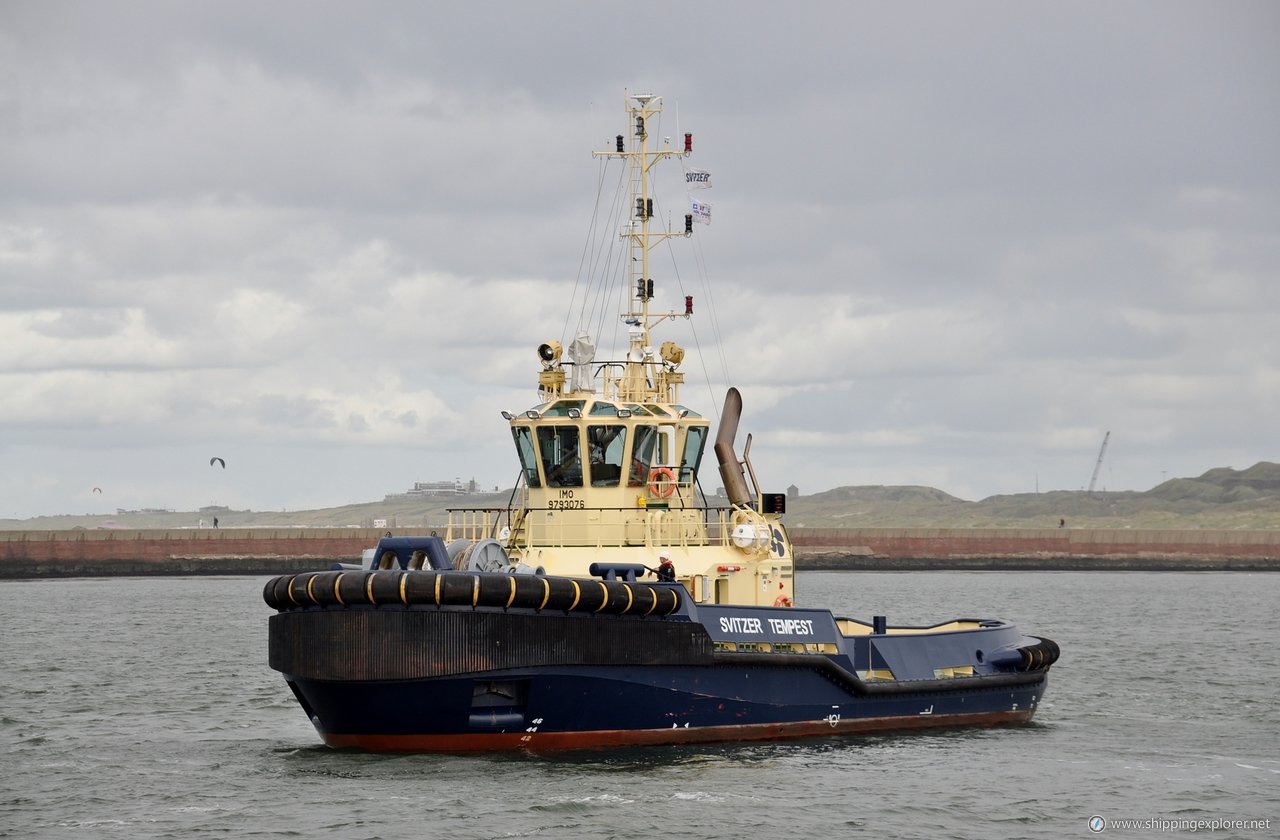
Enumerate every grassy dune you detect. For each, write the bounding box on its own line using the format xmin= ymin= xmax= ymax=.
xmin=5 ymin=463 xmax=1278 ymax=532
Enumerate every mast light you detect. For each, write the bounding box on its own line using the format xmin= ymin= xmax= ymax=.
xmin=684 ymin=133 xmax=693 ymax=152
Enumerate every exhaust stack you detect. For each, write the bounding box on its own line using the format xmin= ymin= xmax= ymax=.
xmin=714 ymin=388 xmax=754 ymax=506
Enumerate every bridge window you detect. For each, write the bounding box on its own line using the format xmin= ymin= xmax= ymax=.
xmin=512 ymin=427 xmax=541 ymax=488
xmin=587 ymin=425 xmax=627 ymax=486
xmin=628 ymin=425 xmax=660 ymax=486
xmin=679 ymin=425 xmax=707 ymax=484
xmin=541 ymin=400 xmax=586 ymax=417
xmin=538 ymin=426 xmax=582 ymax=487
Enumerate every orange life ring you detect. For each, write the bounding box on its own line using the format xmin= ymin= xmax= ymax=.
xmin=773 ymin=593 xmax=793 ymax=608
xmin=647 ymin=467 xmax=676 ymax=498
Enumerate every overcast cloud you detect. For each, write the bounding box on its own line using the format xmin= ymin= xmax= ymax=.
xmin=2 ymin=1 xmax=1277 ymax=519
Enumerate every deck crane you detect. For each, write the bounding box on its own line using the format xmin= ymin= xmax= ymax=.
xmin=1087 ymin=431 xmax=1111 ymax=494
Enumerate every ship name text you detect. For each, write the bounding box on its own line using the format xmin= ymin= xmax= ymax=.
xmin=718 ymin=616 xmax=815 ymax=636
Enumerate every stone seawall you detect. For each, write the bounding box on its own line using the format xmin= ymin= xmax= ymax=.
xmin=1 ymin=526 xmax=1278 ymax=579
xmin=792 ymin=527 xmax=1280 ymax=571
xmin=0 ymin=528 xmax=384 ymax=579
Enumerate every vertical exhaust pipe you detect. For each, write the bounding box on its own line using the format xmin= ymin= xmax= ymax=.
xmin=714 ymin=388 xmax=753 ymax=506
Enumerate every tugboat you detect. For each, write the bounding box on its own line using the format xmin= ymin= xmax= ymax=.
xmin=264 ymin=92 xmax=1058 ymax=751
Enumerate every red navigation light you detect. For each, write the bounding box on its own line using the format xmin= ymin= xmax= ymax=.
xmin=685 ymin=295 xmax=693 ymax=315
xmin=684 ymin=133 xmax=692 ymax=152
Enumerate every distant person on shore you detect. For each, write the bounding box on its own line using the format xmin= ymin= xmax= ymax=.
xmin=1058 ymin=518 xmax=1065 ymax=528
xmin=213 ymin=517 xmax=219 ymax=528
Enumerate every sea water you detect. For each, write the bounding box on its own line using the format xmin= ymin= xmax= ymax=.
xmin=2 ymin=571 xmax=1277 ymax=839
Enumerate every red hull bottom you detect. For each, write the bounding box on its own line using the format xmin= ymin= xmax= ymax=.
xmin=319 ymin=708 xmax=1038 ymax=753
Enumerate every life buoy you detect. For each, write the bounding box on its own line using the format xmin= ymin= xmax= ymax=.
xmin=773 ymin=593 xmax=793 ymax=608
xmin=648 ymin=467 xmax=676 ymax=498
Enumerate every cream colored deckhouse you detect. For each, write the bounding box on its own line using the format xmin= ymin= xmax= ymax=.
xmin=445 ymin=93 xmax=794 ymax=608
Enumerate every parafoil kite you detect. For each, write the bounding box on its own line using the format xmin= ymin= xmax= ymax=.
xmin=92 ymin=487 xmax=102 ymax=494
xmin=210 ymin=457 xmax=226 ymax=468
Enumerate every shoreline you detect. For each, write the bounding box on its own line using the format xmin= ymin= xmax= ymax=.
xmin=2 ymin=526 xmax=1277 ymax=579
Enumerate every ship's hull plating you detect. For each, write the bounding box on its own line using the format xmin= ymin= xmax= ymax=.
xmin=284 ymin=664 xmax=1047 ymax=752
xmin=265 ymin=569 xmax=1054 ymax=752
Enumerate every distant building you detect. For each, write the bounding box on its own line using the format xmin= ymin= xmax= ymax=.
xmin=384 ymin=478 xmax=479 ymax=500
xmin=787 ymin=484 xmax=799 ymax=499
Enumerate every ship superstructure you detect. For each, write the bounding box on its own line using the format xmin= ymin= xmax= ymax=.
xmin=442 ymin=93 xmax=791 ymax=608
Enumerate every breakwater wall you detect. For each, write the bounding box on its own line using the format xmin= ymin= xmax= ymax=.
xmin=0 ymin=528 xmax=385 ymax=579
xmin=1 ymin=527 xmax=1278 ymax=579
xmin=792 ymin=527 xmax=1280 ymax=571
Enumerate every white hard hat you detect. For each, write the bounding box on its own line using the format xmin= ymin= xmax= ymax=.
xmin=658 ymin=549 xmax=671 ymax=561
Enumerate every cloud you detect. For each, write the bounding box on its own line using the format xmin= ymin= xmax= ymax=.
xmin=0 ymin=1 xmax=1277 ymax=517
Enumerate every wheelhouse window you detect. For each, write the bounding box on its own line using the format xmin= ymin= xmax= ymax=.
xmin=538 ymin=426 xmax=582 ymax=487
xmin=540 ymin=400 xmax=586 ymax=417
xmin=628 ymin=425 xmax=660 ymax=487
xmin=587 ymin=425 xmax=627 ymax=486
xmin=679 ymin=425 xmax=708 ymax=484
xmin=512 ymin=427 xmax=541 ymax=488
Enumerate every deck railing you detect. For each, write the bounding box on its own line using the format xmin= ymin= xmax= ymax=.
xmin=446 ymin=505 xmax=741 ymax=551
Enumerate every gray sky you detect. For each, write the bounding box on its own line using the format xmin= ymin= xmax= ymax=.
xmin=2 ymin=1 xmax=1277 ymax=519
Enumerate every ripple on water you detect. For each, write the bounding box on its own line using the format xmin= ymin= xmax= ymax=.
xmin=3 ymin=572 xmax=1277 ymax=840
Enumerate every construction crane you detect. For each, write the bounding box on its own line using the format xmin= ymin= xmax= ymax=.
xmin=1087 ymin=431 xmax=1111 ymax=494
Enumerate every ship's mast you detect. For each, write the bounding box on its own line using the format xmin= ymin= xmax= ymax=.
xmin=593 ymin=92 xmax=693 ymax=402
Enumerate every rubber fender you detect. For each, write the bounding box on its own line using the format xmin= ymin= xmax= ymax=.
xmin=439 ymin=572 xmax=479 ymax=605
xmin=474 ymin=573 xmax=518 ymax=608
xmin=337 ymin=570 xmax=377 ymax=606
xmin=402 ymin=570 xmax=441 ymax=605
xmin=367 ymin=570 xmax=407 ymax=605
xmin=1016 ymin=636 xmax=1060 ymax=671
xmin=511 ymin=573 xmax=552 ymax=610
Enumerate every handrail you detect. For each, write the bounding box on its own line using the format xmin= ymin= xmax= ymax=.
xmin=445 ymin=505 xmax=742 ymax=550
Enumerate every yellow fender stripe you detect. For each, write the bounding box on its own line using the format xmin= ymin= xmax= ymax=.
xmin=399 ymin=573 xmax=409 ymax=606
xmin=642 ymin=587 xmax=658 ymax=616
xmin=537 ymin=578 xmax=551 ymax=611
xmin=471 ymin=575 xmax=480 ymax=608
xmin=305 ymin=574 xmax=318 ymax=605
xmin=621 ymin=583 xmax=634 ymax=614
xmin=434 ymin=573 xmax=443 ymax=606
xmin=568 ymin=580 xmax=581 ymax=611
xmin=593 ymin=581 xmax=609 ymax=613
xmin=366 ymin=574 xmax=377 ymax=605
xmin=285 ymin=575 xmax=300 ymax=606
xmin=334 ymin=573 xmax=346 ymax=606
xmin=505 ymin=576 xmax=517 ymax=609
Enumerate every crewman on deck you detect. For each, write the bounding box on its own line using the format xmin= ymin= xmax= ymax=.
xmin=650 ymin=550 xmax=676 ymax=582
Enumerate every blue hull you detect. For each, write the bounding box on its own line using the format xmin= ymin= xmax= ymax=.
xmin=266 ymin=569 xmax=1055 ymax=752
xmin=285 ymin=665 xmax=1046 ymax=751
